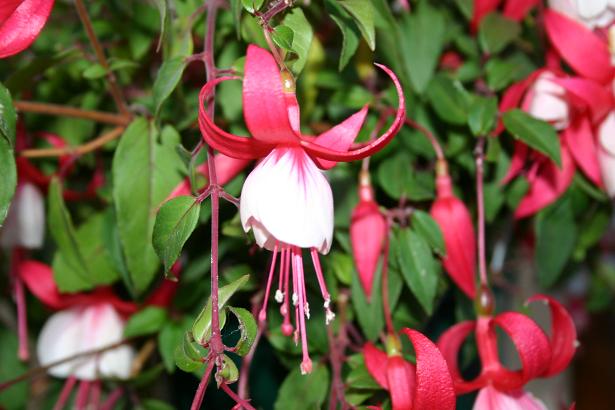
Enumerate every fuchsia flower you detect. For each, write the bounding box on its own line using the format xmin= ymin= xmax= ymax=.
xmin=198 ymin=45 xmax=404 ymax=373
xmin=363 ymin=329 xmax=456 ymax=410
xmin=437 ymin=291 xmax=577 ymax=409
xmin=549 ymin=0 xmax=615 ymax=29
xmin=0 ymin=0 xmax=55 ymax=58
xmin=350 ymin=171 xmax=387 ymax=299
xmin=430 ymin=162 xmax=477 ymax=299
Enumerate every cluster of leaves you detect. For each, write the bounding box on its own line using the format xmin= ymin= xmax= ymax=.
xmin=1 ymin=0 xmax=614 ymax=409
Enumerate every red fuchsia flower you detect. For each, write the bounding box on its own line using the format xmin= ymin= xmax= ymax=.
xmin=437 ymin=290 xmax=577 ymax=410
xmin=430 ymin=160 xmax=477 ymax=299
xmin=198 ymin=45 xmax=404 ymax=374
xmin=0 ymin=0 xmax=55 ymax=58
xmin=549 ymin=0 xmax=615 ymax=29
xmin=471 ymin=0 xmax=540 ymax=32
xmin=350 ymin=170 xmax=387 ymax=299
xmin=363 ymin=329 xmax=456 ymax=410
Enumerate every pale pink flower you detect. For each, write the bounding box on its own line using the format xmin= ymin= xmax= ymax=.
xmin=525 ymin=72 xmax=570 ymax=130
xmin=0 ymin=182 xmax=45 ymax=249
xmin=474 ymin=385 xmax=548 ymax=410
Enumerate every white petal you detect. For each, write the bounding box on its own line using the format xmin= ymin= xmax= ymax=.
xmin=575 ymin=0 xmax=608 ymax=20
xmin=599 ymin=111 xmax=615 ymax=155
xmin=0 ymin=182 xmax=45 ymax=249
xmin=527 ymin=73 xmax=569 ymax=130
xmin=240 ymin=147 xmax=333 ymax=253
xmin=37 ymin=308 xmax=86 ymax=379
xmin=473 ymin=386 xmax=548 ymax=410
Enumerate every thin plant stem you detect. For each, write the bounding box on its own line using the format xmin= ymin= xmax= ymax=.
xmin=475 ymin=138 xmax=489 ymax=287
xmin=74 ymin=0 xmax=130 ymax=116
xmin=14 ymin=101 xmax=131 ymax=126
xmin=190 ymin=360 xmax=215 ymax=410
xmin=404 ymin=118 xmax=445 ymax=162
xmin=100 ymin=388 xmax=124 ymax=410
xmin=20 ymin=126 xmax=125 ymax=158
xmin=220 ymin=383 xmax=257 ymax=410
xmin=53 ymin=376 xmax=77 ymax=410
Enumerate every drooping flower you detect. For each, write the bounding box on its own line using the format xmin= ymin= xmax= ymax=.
xmin=198 ymin=44 xmax=405 ymax=373
xmin=549 ymin=0 xmax=615 ymax=29
xmin=0 ymin=0 xmax=55 ymax=58
xmin=350 ymin=171 xmax=387 ymax=299
xmin=430 ymin=161 xmax=477 ymax=298
xmin=363 ymin=329 xmax=456 ymax=410
xmin=437 ymin=290 xmax=577 ymax=409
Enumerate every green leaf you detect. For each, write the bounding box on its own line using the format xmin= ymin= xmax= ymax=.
xmin=426 ymin=75 xmax=468 ymax=125
xmin=468 ymin=96 xmax=498 ymax=136
xmin=478 ymin=13 xmax=520 ymax=54
xmin=159 ymin=319 xmax=188 ymax=372
xmin=535 ymin=197 xmax=577 ymax=287
xmin=0 ymin=330 xmax=28 ymax=409
xmin=153 ymin=0 xmax=170 ymax=52
xmin=399 ymin=1 xmax=445 ymax=93
xmin=124 ymin=306 xmax=168 ymax=338
xmin=174 ymin=332 xmax=205 ymax=372
xmin=0 ymin=82 xmax=17 ymax=147
xmin=0 ymin=137 xmax=16 ymax=226
xmin=395 ymin=229 xmax=439 ymax=314
xmin=192 ymin=275 xmax=250 ymax=344
xmin=219 ymin=354 xmax=239 ymax=384
xmin=153 ymin=57 xmax=188 ymax=117
xmin=48 ymin=178 xmax=93 ymax=292
xmin=153 ymin=195 xmax=200 ymax=274
xmin=241 ymin=0 xmax=264 ymax=14
xmin=325 ymin=0 xmax=361 ymax=70
xmin=226 ymin=307 xmax=257 ymax=356
xmin=271 ymin=25 xmax=294 ymax=51
xmin=411 ymin=211 xmax=445 ymax=257
xmin=283 ymin=8 xmax=314 ymax=74
xmin=502 ymin=109 xmax=561 ymax=166
xmin=339 ymin=0 xmax=375 ymax=50
xmin=82 ymin=63 xmax=107 ymax=79
xmin=274 ymin=364 xmax=330 ymax=410
xmin=377 ymin=153 xmax=413 ymax=199
xmin=485 ymin=53 xmax=534 ymax=91
xmin=142 ymin=399 xmax=174 ymax=410
xmin=454 ymin=0 xmax=473 ymax=20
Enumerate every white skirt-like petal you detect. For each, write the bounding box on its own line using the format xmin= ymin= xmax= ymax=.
xmin=526 ymin=72 xmax=570 ymax=131
xmin=473 ymin=386 xmax=548 ymax=410
xmin=240 ymin=147 xmax=334 ymax=254
xmin=37 ymin=304 xmax=135 ymax=381
xmin=0 ymin=182 xmax=45 ymax=249
xmin=599 ymin=111 xmax=615 ymax=197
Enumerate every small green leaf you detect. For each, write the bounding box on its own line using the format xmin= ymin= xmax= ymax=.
xmin=502 ymin=109 xmax=561 ymax=166
xmin=274 ymin=364 xmax=330 ymax=410
xmin=485 ymin=53 xmax=535 ymax=91
xmin=271 ymin=25 xmax=294 ymax=51
xmin=226 ymin=307 xmax=257 ymax=356
xmin=159 ymin=319 xmax=188 ymax=372
xmin=0 ymin=137 xmax=16 ymax=226
xmin=153 ymin=57 xmax=188 ymax=117
xmin=283 ymin=8 xmax=314 ymax=74
xmin=142 ymin=399 xmax=174 ymax=410
xmin=0 ymin=82 xmax=17 ymax=147
xmin=0 ymin=330 xmax=28 ymax=408
xmin=82 ymin=63 xmax=107 ymax=79
xmin=411 ymin=211 xmax=445 ymax=257
xmin=395 ymin=229 xmax=439 ymax=314
xmin=325 ymin=0 xmax=361 ymax=70
xmin=174 ymin=332 xmax=205 ymax=372
xmin=124 ymin=306 xmax=168 ymax=338
xmin=478 ymin=13 xmax=520 ymax=54
xmin=241 ymin=0 xmax=264 ymax=14
xmin=468 ymin=96 xmax=498 ymax=136
xmin=339 ymin=0 xmax=375 ymax=50
xmin=153 ymin=195 xmax=200 ymax=274
xmin=426 ymin=75 xmax=468 ymax=125
xmin=192 ymin=275 xmax=250 ymax=344
xmin=218 ymin=354 xmax=239 ymax=384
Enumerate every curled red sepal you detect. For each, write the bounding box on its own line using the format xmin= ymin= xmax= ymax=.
xmin=436 ymin=321 xmax=483 ymax=393
xmin=400 ymin=328 xmax=456 ymax=410
xmin=527 ymin=295 xmax=577 ymax=377
xmin=364 ymin=342 xmax=390 ymax=389
xmin=430 ymin=174 xmax=477 ymax=299
xmin=0 ymin=0 xmax=55 ymax=58
xmin=544 ymin=9 xmax=615 ymax=84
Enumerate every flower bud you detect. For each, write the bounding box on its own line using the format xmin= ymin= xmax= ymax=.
xmin=0 ymin=182 xmax=45 ymax=249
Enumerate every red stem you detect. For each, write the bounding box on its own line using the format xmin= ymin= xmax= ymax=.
xmin=475 ymin=138 xmax=489 ymax=287
xmin=190 ymin=360 xmax=216 ymax=410
xmin=404 ymin=118 xmax=445 ymax=162
xmin=220 ymin=383 xmax=257 ymax=410
xmin=381 ymin=227 xmax=395 ymax=335
xmin=74 ymin=380 xmax=91 ymax=410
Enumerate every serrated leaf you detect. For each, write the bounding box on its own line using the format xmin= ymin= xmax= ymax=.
xmin=153 ymin=195 xmax=200 ymax=273
xmin=274 ymin=364 xmax=329 ymax=410
xmin=0 ymin=137 xmax=16 ymax=226
xmin=283 ymin=8 xmax=313 ymax=74
xmin=0 ymin=83 xmax=16 ymax=147
xmin=426 ymin=75 xmax=468 ymax=125
xmin=271 ymin=25 xmax=294 ymax=51
xmin=411 ymin=210 xmax=445 ymax=256
xmin=192 ymin=275 xmax=250 ymax=344
xmin=153 ymin=57 xmax=187 ymax=117
xmin=124 ymin=306 xmax=168 ymax=338
xmin=478 ymin=13 xmax=520 ymax=54
xmin=395 ymin=229 xmax=439 ymax=314
xmin=502 ymin=109 xmax=561 ymax=166
xmin=468 ymin=96 xmax=498 ymax=136
xmin=339 ymin=0 xmax=375 ymax=50
xmin=226 ymin=307 xmax=257 ymax=356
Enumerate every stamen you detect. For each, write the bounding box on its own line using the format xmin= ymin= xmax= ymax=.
xmin=275 ymin=248 xmax=287 ymax=303
xmin=258 ymin=243 xmax=279 ymax=322
xmin=311 ymin=248 xmax=336 ymax=324
xmin=281 ymin=249 xmax=293 ymax=336
xmin=293 ymin=247 xmax=312 ymax=374
xmin=15 ymin=277 xmax=29 ymax=361
xmin=90 ymin=381 xmax=102 ymax=409
xmin=75 ymin=380 xmax=91 ymax=410
xmin=53 ymin=376 xmax=77 ymax=410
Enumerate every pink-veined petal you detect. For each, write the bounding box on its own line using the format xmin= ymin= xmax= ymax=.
xmin=472 ymin=0 xmax=502 ymax=32
xmin=300 ymin=63 xmax=405 ymax=163
xmin=351 ymin=200 xmax=387 ymax=299
xmin=387 ymin=356 xmax=416 ymax=410
xmin=553 ymin=77 xmax=614 ymax=123
xmin=364 ymin=342 xmax=390 ymax=389
xmin=503 ymin=0 xmax=540 ymax=21
xmin=544 ymin=9 xmax=615 ymax=84
xmin=514 ymin=144 xmax=575 ymax=219
xmin=0 ymin=0 xmax=54 ymax=58
xmin=527 ymin=294 xmax=578 ymax=377
xmin=473 ymin=386 xmax=547 ymax=410
xmin=198 ymin=76 xmax=274 ymax=159
xmin=401 ymin=328 xmax=456 ymax=410
xmin=562 ymin=115 xmax=602 ymax=187
xmin=37 ymin=308 xmax=84 ymax=378
xmin=492 ymin=312 xmax=551 ymax=391
xmin=311 ymin=106 xmax=369 ymax=169
xmin=243 ymin=45 xmax=300 ymax=145
xmin=18 ymin=260 xmax=65 ymax=309
xmin=240 ymin=147 xmax=333 ymax=253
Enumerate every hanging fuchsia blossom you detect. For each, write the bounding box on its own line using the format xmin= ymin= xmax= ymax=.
xmin=363 ymin=329 xmax=456 ymax=410
xmin=198 ymin=45 xmax=405 ymax=373
xmin=0 ymin=0 xmax=55 ymax=58
xmin=438 ymin=291 xmax=577 ymax=409
xmin=350 ymin=171 xmax=387 ymax=299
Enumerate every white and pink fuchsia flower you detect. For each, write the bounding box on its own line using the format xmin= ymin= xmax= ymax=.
xmin=198 ymin=44 xmax=405 ymax=374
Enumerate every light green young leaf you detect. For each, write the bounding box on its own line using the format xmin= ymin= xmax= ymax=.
xmin=271 ymin=25 xmax=294 ymax=51
xmin=153 ymin=57 xmax=188 ymax=117
xmin=283 ymin=8 xmax=314 ymax=74
xmin=226 ymin=307 xmax=257 ymax=356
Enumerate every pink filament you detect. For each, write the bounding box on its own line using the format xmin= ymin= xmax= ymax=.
xmin=258 ymin=244 xmax=278 ymax=322
xmin=292 ymin=247 xmax=312 ymax=374
xmin=53 ymin=376 xmax=77 ymax=410
xmin=15 ymin=276 xmax=28 ymax=361
xmin=74 ymin=380 xmax=91 ymax=410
